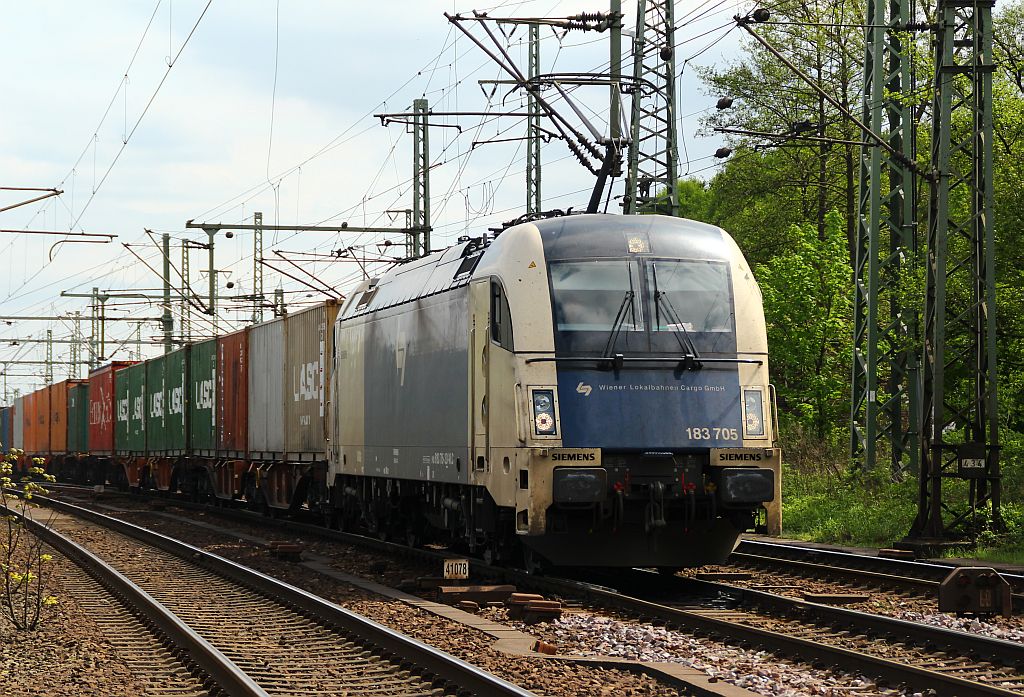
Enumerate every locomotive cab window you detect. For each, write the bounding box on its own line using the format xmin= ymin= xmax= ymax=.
xmin=549 ymin=260 xmax=643 ymax=333
xmin=548 ymin=257 xmax=735 ymax=355
xmin=490 ymin=280 xmax=514 ymax=350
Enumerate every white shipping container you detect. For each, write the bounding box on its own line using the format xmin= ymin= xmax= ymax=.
xmin=248 ymin=318 xmax=285 ymax=457
xmin=12 ymin=396 xmax=24 ymax=450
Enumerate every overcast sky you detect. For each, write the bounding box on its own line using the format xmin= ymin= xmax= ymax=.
xmin=0 ymin=0 xmax=747 ymax=398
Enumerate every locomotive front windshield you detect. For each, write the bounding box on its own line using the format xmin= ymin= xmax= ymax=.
xmin=549 ymin=258 xmax=735 ymax=355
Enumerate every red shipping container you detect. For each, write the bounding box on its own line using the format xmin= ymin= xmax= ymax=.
xmin=88 ymin=362 xmax=134 ymax=455
xmin=218 ymin=328 xmax=248 ymax=456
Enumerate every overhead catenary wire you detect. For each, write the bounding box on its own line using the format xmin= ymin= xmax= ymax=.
xmin=3 ymin=0 xmax=751 ymax=394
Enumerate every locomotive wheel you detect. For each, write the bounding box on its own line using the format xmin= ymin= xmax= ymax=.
xmin=522 ymin=548 xmax=546 ymax=576
xmin=322 ymin=507 xmax=338 ymax=530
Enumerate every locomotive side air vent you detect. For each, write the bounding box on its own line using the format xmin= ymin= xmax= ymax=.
xmin=453 ymin=249 xmax=484 ymax=279
xmin=355 ymin=280 xmax=380 ymax=310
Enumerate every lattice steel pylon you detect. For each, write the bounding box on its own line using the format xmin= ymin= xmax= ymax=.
xmin=850 ymin=0 xmax=920 ymax=475
xmin=181 ymin=242 xmax=191 ymax=343
xmin=69 ymin=311 xmax=81 ymax=379
xmin=410 ymin=98 xmax=431 ymax=258
xmin=624 ymin=0 xmax=679 ymax=216
xmin=912 ymin=0 xmax=999 ymax=538
xmin=527 ymin=23 xmax=542 ymax=215
xmin=253 ymin=211 xmax=264 ymax=324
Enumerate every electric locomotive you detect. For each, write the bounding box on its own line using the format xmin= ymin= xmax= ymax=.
xmin=327 ymin=213 xmax=779 ymax=569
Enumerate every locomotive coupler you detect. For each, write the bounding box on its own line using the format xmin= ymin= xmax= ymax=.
xmin=612 ymin=488 xmax=625 ymax=530
xmin=644 ymin=481 xmax=667 ymax=533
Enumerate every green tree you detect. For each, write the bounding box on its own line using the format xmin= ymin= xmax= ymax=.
xmin=697 ymin=0 xmax=863 ymax=254
xmin=756 ymin=211 xmax=853 ymax=441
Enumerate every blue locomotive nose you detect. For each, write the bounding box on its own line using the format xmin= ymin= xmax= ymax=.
xmin=556 ymin=367 xmax=743 ymax=449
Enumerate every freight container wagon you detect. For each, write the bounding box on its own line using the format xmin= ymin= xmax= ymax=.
xmin=145 ymin=354 xmax=166 ymax=455
xmin=115 ymin=362 xmax=147 ymax=455
xmin=248 ymin=318 xmax=285 ymax=461
xmin=12 ymin=396 xmax=24 ymax=452
xmin=26 ymin=388 xmax=51 ymax=457
xmin=163 ymin=347 xmax=188 ymax=456
xmin=284 ymin=301 xmax=339 ymax=459
xmin=67 ymin=382 xmax=89 ymax=453
xmin=207 ymin=330 xmax=247 ymax=501
xmin=22 ymin=391 xmax=35 ymax=456
xmin=89 ymin=362 xmax=133 ymax=455
xmin=217 ymin=329 xmax=247 ymax=458
xmin=0 ymin=406 xmax=9 ymax=453
xmin=48 ymin=380 xmax=81 ymax=455
xmin=145 ymin=348 xmax=188 ymax=490
xmin=190 ymin=340 xmax=216 ymax=456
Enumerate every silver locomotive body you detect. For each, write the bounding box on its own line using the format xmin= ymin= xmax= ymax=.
xmin=328 ymin=214 xmax=779 ymax=568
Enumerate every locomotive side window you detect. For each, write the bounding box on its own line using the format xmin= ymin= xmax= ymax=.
xmin=490 ymin=280 xmax=514 ymax=350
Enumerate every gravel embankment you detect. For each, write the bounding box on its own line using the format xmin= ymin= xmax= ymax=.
xmin=681 ymin=564 xmax=1024 ymax=639
xmin=0 ymin=555 xmax=143 ymax=697
xmin=103 ymin=504 xmax=910 ymax=696
xmin=88 ymin=507 xmax=685 ymax=697
xmin=480 ymin=607 xmax=906 ymax=697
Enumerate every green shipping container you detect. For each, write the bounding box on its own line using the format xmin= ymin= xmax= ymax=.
xmin=115 ymin=366 xmax=130 ymax=452
xmin=116 ymin=362 xmax=147 ymax=454
xmin=67 ymin=382 xmax=89 ymax=452
xmin=189 ymin=339 xmax=217 ymax=455
xmin=165 ymin=347 xmax=188 ymax=454
xmin=145 ymin=356 xmax=166 ymax=452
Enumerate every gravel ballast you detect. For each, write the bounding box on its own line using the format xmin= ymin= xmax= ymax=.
xmin=0 ymin=557 xmax=143 ymax=697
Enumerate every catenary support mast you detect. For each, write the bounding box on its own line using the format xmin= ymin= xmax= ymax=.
xmin=624 ymin=0 xmax=679 ymax=215
xmin=912 ymin=0 xmax=1000 ymax=539
xmin=850 ymin=0 xmax=920 ymax=475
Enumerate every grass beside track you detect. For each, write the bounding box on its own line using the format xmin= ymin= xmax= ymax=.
xmin=781 ymin=452 xmax=1024 ymax=565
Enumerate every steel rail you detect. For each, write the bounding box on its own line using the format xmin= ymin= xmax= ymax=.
xmin=1 ymin=501 xmax=267 ymax=697
xmin=30 ymin=492 xmax=534 ymax=697
xmin=44 ymin=485 xmax=1024 ymax=696
xmin=734 ymin=538 xmax=1024 ymax=599
xmin=508 ymin=566 xmax=1024 ymax=697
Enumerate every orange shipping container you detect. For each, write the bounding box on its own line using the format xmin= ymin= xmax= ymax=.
xmin=23 ymin=388 xmax=51 ymax=455
xmin=48 ymin=380 xmax=81 ymax=453
xmin=22 ymin=392 xmax=33 ymax=453
xmin=38 ymin=387 xmax=51 ymax=454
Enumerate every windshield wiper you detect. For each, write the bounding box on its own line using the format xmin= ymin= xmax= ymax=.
xmin=603 ymin=290 xmax=635 ymax=359
xmin=603 ymin=267 xmax=638 ymax=362
xmin=652 ymin=263 xmax=702 ymax=369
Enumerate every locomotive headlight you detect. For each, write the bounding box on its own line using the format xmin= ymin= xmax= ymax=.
xmin=743 ymin=388 xmax=766 ymax=437
xmin=532 ymin=389 xmax=557 ymax=435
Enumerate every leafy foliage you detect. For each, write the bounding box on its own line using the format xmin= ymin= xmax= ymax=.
xmin=681 ymin=0 xmax=1024 ymax=547
xmin=755 ymin=212 xmax=853 ymax=441
xmin=1 ymin=451 xmax=58 ymax=631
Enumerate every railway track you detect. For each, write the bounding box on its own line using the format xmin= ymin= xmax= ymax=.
xmin=586 ymin=569 xmax=1024 ymax=697
xmin=39 ymin=485 xmax=1024 ymax=696
xmin=51 ymin=554 xmax=221 ymax=697
xmin=10 ymin=492 xmax=533 ymax=697
xmin=730 ymin=538 xmax=1024 ymax=603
